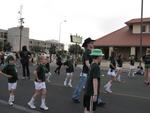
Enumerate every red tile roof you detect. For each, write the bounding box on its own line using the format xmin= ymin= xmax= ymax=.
xmin=125 ymin=18 xmax=150 ymax=25
xmin=94 ymin=26 xmax=150 ymax=47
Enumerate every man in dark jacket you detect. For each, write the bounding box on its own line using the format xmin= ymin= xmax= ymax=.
xmin=72 ymin=38 xmax=94 ymax=102
xmin=20 ymin=46 xmax=31 ymax=79
xmin=54 ymin=54 xmax=62 ymax=75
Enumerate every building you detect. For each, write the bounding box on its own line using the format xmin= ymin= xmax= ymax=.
xmin=94 ymin=18 xmax=150 ymax=60
xmin=0 ymin=29 xmax=7 ymax=51
xmin=0 ymin=27 xmax=64 ymax=52
xmin=7 ymin=27 xmax=29 ymax=51
xmin=29 ymin=39 xmax=64 ymax=52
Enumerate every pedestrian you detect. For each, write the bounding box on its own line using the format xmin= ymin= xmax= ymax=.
xmin=72 ymin=37 xmax=94 ymax=103
xmin=28 ymin=55 xmax=49 ymax=110
xmin=20 ymin=45 xmax=31 ymax=80
xmin=54 ymin=54 xmax=62 ymax=75
xmin=63 ymin=56 xmax=74 ymax=87
xmin=0 ymin=51 xmax=4 ymax=66
xmin=116 ymin=53 xmax=123 ymax=82
xmin=134 ymin=61 xmax=144 ymax=76
xmin=128 ymin=55 xmax=135 ymax=77
xmin=0 ymin=55 xmax=18 ymax=106
xmin=15 ymin=52 xmax=19 ymax=59
xmin=83 ymin=49 xmax=104 ymax=113
xmin=15 ymin=52 xmax=20 ymax=67
xmin=142 ymin=48 xmax=150 ymax=85
xmin=104 ymin=51 xmax=117 ymax=93
xmin=30 ymin=53 xmax=34 ymax=64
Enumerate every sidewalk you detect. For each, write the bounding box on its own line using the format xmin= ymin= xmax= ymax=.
xmin=101 ymin=60 xmax=142 ymax=69
xmin=77 ymin=60 xmax=144 ymax=71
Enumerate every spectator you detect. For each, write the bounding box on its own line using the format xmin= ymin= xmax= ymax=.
xmin=0 ymin=52 xmax=4 ymax=66
xmin=135 ymin=61 xmax=144 ymax=76
xmin=54 ymin=54 xmax=62 ymax=75
xmin=20 ymin=46 xmax=31 ymax=80
xmin=128 ymin=55 xmax=135 ymax=77
xmin=143 ymin=48 xmax=150 ymax=85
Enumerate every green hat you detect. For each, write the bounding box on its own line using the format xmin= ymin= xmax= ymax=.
xmin=5 ymin=55 xmax=15 ymax=63
xmin=90 ymin=49 xmax=104 ymax=56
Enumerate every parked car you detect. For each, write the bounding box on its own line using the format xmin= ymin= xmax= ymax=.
xmin=4 ymin=52 xmax=15 ymax=60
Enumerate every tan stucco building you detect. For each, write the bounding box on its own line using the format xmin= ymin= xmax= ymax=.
xmin=7 ymin=27 xmax=29 ymax=51
xmin=0 ymin=27 xmax=64 ymax=52
xmin=0 ymin=29 xmax=7 ymax=50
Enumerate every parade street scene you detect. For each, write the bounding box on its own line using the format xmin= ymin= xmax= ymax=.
xmin=0 ymin=0 xmax=150 ymax=113
xmin=0 ymin=59 xmax=150 ymax=113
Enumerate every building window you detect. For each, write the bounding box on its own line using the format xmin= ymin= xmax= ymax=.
xmin=129 ymin=25 xmax=133 ymax=31
xmin=4 ymin=33 xmax=7 ymax=38
xmin=142 ymin=25 xmax=146 ymax=32
xmin=0 ymin=32 xmax=3 ymax=38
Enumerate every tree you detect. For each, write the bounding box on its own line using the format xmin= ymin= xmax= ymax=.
xmin=49 ymin=45 xmax=56 ymax=54
xmin=68 ymin=44 xmax=83 ymax=55
xmin=31 ymin=46 xmax=41 ymax=52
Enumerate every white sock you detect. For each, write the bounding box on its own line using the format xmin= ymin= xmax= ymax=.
xmin=105 ymin=81 xmax=111 ymax=88
xmin=117 ymin=75 xmax=121 ymax=81
xmin=9 ymin=95 xmax=14 ymax=102
xmin=69 ymin=79 xmax=72 ymax=84
xmin=30 ymin=97 xmax=35 ymax=103
xmin=12 ymin=95 xmax=14 ymax=102
xmin=48 ymin=72 xmax=51 ymax=76
xmin=64 ymin=79 xmax=67 ymax=84
xmin=41 ymin=98 xmax=45 ymax=105
xmin=109 ymin=83 xmax=112 ymax=88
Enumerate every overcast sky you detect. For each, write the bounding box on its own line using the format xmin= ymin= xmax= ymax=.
xmin=0 ymin=0 xmax=149 ymax=48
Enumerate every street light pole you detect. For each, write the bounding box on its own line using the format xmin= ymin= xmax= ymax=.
xmin=18 ymin=5 xmax=24 ymax=51
xmin=140 ymin=0 xmax=143 ymax=59
xmin=58 ymin=20 xmax=67 ymax=50
xmin=19 ymin=18 xmax=24 ymax=51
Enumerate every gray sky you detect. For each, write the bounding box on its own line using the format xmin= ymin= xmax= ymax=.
xmin=0 ymin=0 xmax=149 ymax=48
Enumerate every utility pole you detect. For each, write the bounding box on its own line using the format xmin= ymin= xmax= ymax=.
xmin=140 ymin=0 xmax=143 ymax=59
xmin=18 ymin=5 xmax=24 ymax=51
xmin=58 ymin=20 xmax=67 ymax=50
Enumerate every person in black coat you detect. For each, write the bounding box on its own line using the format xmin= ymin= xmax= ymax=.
xmin=20 ymin=46 xmax=31 ymax=79
xmin=54 ymin=54 xmax=62 ymax=75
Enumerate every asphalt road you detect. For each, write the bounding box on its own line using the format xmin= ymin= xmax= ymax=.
xmin=0 ymin=63 xmax=150 ymax=113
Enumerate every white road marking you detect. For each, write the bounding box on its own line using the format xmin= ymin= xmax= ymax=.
xmin=0 ymin=99 xmax=42 ymax=113
xmin=103 ymin=92 xmax=150 ymax=100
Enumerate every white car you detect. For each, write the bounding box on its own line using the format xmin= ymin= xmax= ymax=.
xmin=4 ymin=52 xmax=15 ymax=60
